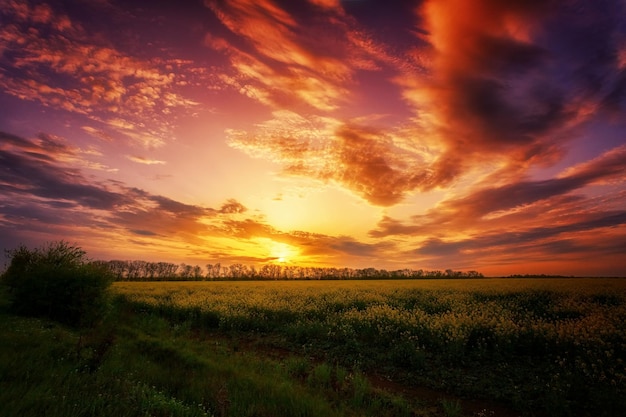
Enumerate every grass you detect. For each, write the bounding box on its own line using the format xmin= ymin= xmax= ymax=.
xmin=0 ymin=285 xmax=443 ymax=417
xmin=441 ymin=399 xmax=462 ymax=417
xmin=113 ymin=278 xmax=626 ymax=416
xmin=2 ymin=278 xmax=626 ymax=416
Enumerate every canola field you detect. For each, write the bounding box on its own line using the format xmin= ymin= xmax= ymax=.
xmin=114 ymin=278 xmax=626 ymax=415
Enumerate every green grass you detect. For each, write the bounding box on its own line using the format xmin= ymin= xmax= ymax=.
xmin=3 ymin=278 xmax=626 ymax=417
xmin=114 ymin=279 xmax=626 ymax=416
xmin=0 ymin=286 xmax=442 ymax=417
xmin=441 ymin=399 xmax=462 ymax=417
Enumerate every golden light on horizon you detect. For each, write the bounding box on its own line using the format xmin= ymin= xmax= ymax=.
xmin=268 ymin=240 xmax=300 ymax=264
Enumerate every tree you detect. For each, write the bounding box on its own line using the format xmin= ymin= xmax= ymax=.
xmin=179 ymin=263 xmax=193 ymax=279
xmin=206 ymin=263 xmax=221 ymax=279
xmin=1 ymin=241 xmax=113 ymax=328
xmin=191 ymin=265 xmax=203 ymax=280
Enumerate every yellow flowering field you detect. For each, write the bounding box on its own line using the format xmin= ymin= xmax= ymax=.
xmin=114 ymin=278 xmax=626 ymax=415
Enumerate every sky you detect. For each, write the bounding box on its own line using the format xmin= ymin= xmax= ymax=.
xmin=1 ymin=0 xmax=625 ymax=276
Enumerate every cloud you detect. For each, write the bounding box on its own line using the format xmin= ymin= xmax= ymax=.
xmin=3 ymin=129 xmax=622 ymax=273
xmin=219 ymin=199 xmax=248 ymax=214
xmin=440 ymin=145 xmax=626 ymax=222
xmin=217 ymin=218 xmax=277 ymax=240
xmin=1 ymin=130 xmax=115 ymax=171
xmin=0 ymin=131 xmax=248 ymax=252
xmin=559 ymin=145 xmax=626 ymax=184
xmin=371 ymin=145 xmax=626 ymax=239
xmin=392 ymin=0 xmax=626 ymax=188
xmin=204 ymin=0 xmax=348 ymax=111
xmin=0 ymin=146 xmax=132 ymax=211
xmin=2 ymin=130 xmax=397 ymax=266
xmin=413 ymin=211 xmax=626 ymax=263
xmin=207 ymin=0 xmax=351 ymax=75
xmin=364 ymin=142 xmax=626 ymax=273
xmin=329 ymin=123 xmax=431 ymax=205
xmin=1 ymin=201 xmax=82 ymax=227
xmin=175 ymin=210 xmax=396 ymax=264
xmin=126 ymin=155 xmax=167 ymax=165
xmin=368 ymin=216 xmax=421 ymax=239
xmin=205 ymin=0 xmax=412 ymax=113
xmin=208 ymin=0 xmax=623 ymax=208
xmin=228 ymin=111 xmax=437 ymax=205
xmin=0 ymin=0 xmax=199 ymax=148
xmin=2 ymin=2 xmax=624 ymax=275
xmin=327 ymin=238 xmax=391 ymax=258
xmin=205 ymin=0 xmax=442 ymax=205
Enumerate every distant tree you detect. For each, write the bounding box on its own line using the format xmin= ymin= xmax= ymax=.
xmin=179 ymin=263 xmax=193 ymax=279
xmin=101 ymin=260 xmax=127 ymax=280
xmin=229 ymin=263 xmax=248 ymax=279
xmin=248 ymin=265 xmax=257 ymax=279
xmin=206 ymin=263 xmax=221 ymax=279
xmin=191 ymin=265 xmax=203 ymax=280
xmin=74 ymin=257 xmax=485 ymax=282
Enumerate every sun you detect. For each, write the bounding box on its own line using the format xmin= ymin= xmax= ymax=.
xmin=268 ymin=240 xmax=299 ymax=264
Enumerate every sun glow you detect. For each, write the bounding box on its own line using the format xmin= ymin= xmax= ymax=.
xmin=267 ymin=240 xmax=299 ymax=264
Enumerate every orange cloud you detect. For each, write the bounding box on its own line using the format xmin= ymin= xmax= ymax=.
xmin=308 ymin=0 xmax=341 ymax=11
xmin=388 ymin=0 xmax=621 ymax=193
xmin=379 ymin=145 xmax=626 ymax=235
xmin=0 ymin=131 xmax=270 ymax=261
xmin=207 ymin=0 xmax=349 ymax=76
xmin=3 ymin=130 xmax=402 ymax=267
xmin=205 ymin=0 xmax=407 ymax=113
xmin=204 ymin=0 xmax=448 ymax=206
xmin=368 ymin=144 xmax=626 ymax=273
xmin=227 ymin=110 xmax=437 ymax=206
xmin=414 ymin=0 xmax=556 ymax=143
xmin=126 ymin=156 xmax=167 ymax=165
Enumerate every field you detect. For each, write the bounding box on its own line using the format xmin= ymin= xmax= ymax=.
xmin=2 ymin=278 xmax=625 ymax=417
xmin=113 ymin=278 xmax=626 ymax=416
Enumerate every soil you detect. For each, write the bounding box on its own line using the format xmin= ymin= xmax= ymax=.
xmin=195 ymin=330 xmax=528 ymax=417
xmin=368 ymin=373 xmax=523 ymax=417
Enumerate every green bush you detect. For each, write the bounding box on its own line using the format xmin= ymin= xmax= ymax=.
xmin=1 ymin=241 xmax=113 ymax=327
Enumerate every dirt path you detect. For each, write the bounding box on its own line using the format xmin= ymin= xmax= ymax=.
xmin=198 ymin=331 xmax=527 ymax=417
xmin=367 ymin=373 xmax=523 ymax=417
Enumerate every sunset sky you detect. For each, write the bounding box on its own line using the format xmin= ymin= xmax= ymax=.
xmin=1 ymin=0 xmax=625 ymax=276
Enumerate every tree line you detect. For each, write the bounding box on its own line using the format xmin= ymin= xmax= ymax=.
xmin=92 ymin=259 xmax=484 ymax=281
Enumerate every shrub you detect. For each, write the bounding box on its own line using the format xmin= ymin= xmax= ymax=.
xmin=1 ymin=241 xmax=113 ymax=327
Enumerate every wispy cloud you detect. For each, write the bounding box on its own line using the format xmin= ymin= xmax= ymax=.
xmin=126 ymin=155 xmax=167 ymax=165
xmin=0 ymin=130 xmax=115 ymax=174
xmin=0 ymin=131 xmax=219 ymax=254
xmin=366 ymin=145 xmax=626 ymax=273
xmin=371 ymin=146 xmax=626 ymax=237
xmin=0 ymin=0 xmax=199 ymax=148
xmin=205 ymin=0 xmax=414 ymax=113
xmin=227 ymin=111 xmax=436 ymax=205
xmin=1 ymin=130 xmax=390 ymax=265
